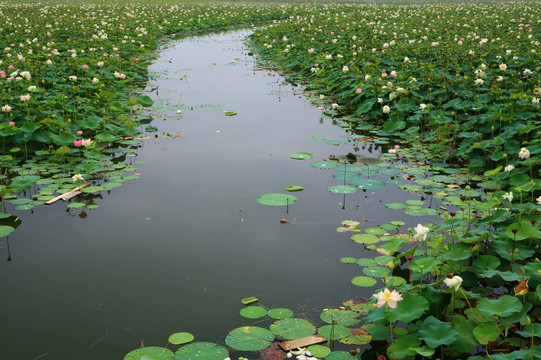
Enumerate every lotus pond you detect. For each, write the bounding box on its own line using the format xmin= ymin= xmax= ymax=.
xmin=0 ymin=2 xmax=540 ymax=360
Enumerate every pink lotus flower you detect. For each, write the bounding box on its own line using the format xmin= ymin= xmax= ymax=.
xmin=82 ymin=64 xmax=89 ymax=68
xmin=9 ymin=121 xmax=15 ymax=126
xmin=77 ymin=130 xmax=83 ymax=135
xmin=8 ymin=64 xmax=14 ymax=69
xmin=356 ymin=88 xmax=362 ymax=94
xmin=373 ymin=288 xmax=403 ymax=309
xmin=73 ymin=140 xmax=82 ymax=147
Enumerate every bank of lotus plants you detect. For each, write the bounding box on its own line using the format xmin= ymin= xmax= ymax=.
xmin=0 ymin=2 xmax=293 ymax=235
xmin=0 ymin=1 xmax=539 ymax=359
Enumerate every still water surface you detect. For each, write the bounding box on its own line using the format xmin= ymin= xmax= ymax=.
xmin=0 ymin=30 xmax=418 ymax=359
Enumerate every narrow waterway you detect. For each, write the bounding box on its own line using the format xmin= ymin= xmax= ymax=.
xmin=0 ymin=30 xmax=420 ymax=359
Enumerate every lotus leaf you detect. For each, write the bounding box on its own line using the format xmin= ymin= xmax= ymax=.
xmin=224 ymin=327 xmax=274 ymax=351
xmin=320 ymin=309 xmax=360 ymax=326
xmin=318 ymin=325 xmax=350 ymax=340
xmin=168 ymin=332 xmax=195 ymax=345
xmin=239 ymin=306 xmax=267 ymax=319
xmin=124 ymin=347 xmax=174 ymax=360
xmin=257 ymin=193 xmax=297 ymax=206
xmin=267 ymin=308 xmax=293 ymax=320
xmin=269 ymin=318 xmax=315 ymax=340
xmin=175 ymin=342 xmax=228 ymax=360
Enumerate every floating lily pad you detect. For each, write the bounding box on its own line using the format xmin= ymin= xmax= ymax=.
xmin=356 ymin=258 xmax=377 ymax=267
xmin=351 ymin=234 xmax=380 ymax=245
xmin=307 ymin=345 xmax=331 ymax=358
xmin=325 ymin=140 xmax=341 ymax=146
xmin=349 ymin=178 xmax=386 ymax=190
xmin=175 ymin=342 xmax=228 ymax=360
xmin=289 ymin=152 xmax=313 ymax=160
xmin=326 ymin=351 xmax=354 ymax=360
xmin=340 ymin=257 xmax=357 ymax=264
xmin=363 ymin=266 xmax=386 ymax=277
xmin=318 ymin=325 xmax=350 ymax=340
xmin=124 ymin=347 xmax=173 ymax=360
xmin=0 ymin=212 xmax=12 ymax=219
xmin=81 ymin=186 xmax=106 ymax=193
xmin=321 ymin=309 xmax=360 ymax=326
xmin=169 ymin=332 xmax=195 ymax=345
xmin=87 ymin=204 xmax=100 ymax=210
xmin=406 ymin=199 xmax=425 ymax=206
xmin=257 ymin=193 xmax=297 ymax=206
xmin=268 ymin=308 xmax=294 ymax=319
xmin=404 ymin=206 xmax=438 ymax=217
xmin=270 ymin=318 xmax=316 ymax=340
xmin=311 ymin=161 xmax=337 ymax=169
xmin=67 ymin=202 xmax=85 ymax=209
xmin=225 ymin=327 xmax=274 ymax=351
xmin=327 ymin=185 xmax=357 ymax=194
xmin=0 ymin=226 xmax=15 ymax=237
xmin=308 ymin=136 xmax=325 ymax=141
xmin=285 ymin=185 xmax=303 ymax=192
xmin=240 ymin=306 xmax=268 ymax=319
xmin=241 ymin=297 xmax=258 ymax=305
xmin=365 ymin=227 xmax=386 ymax=235
xmin=14 ymin=204 xmax=33 ymax=211
xmin=351 ymin=276 xmax=377 ymax=287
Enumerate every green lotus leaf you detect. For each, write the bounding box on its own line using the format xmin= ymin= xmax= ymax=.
xmin=241 ymin=297 xmax=258 ymax=305
xmin=451 ymin=315 xmax=479 ymax=353
xmin=351 ymin=233 xmax=380 ymax=245
xmin=269 ymin=318 xmax=315 ymax=340
xmin=320 ymin=309 xmax=360 ymax=326
xmin=340 ymin=257 xmax=357 ymax=264
xmin=10 ymin=175 xmax=41 ymax=191
xmin=285 ymin=185 xmax=303 ymax=192
xmin=224 ymin=326 xmax=274 ymax=351
xmin=307 ymin=345 xmax=331 ymax=358
xmin=137 ymin=95 xmax=154 ymax=108
xmin=365 ymin=227 xmax=386 ymax=235
xmin=67 ymin=202 xmax=85 ymax=209
xmin=391 ymin=294 xmax=429 ymax=323
xmin=168 ymin=332 xmax=194 ymax=345
xmin=326 ymin=351 xmax=354 ymax=360
xmin=257 ymin=193 xmax=297 ymax=206
xmin=267 ymin=308 xmax=293 ymax=320
xmin=385 ymin=202 xmax=405 ymax=209
xmin=318 ymin=325 xmax=350 ymax=340
xmin=0 ymin=226 xmax=15 ymax=237
xmin=505 ymin=221 xmax=541 ymax=240
xmin=124 ymin=347 xmax=173 ymax=360
xmin=388 ymin=333 xmax=421 ymax=359
xmin=289 ymin=152 xmax=313 ymax=160
xmin=351 ymin=276 xmax=377 ymax=287
xmin=239 ymin=306 xmax=267 ymax=319
xmin=328 ymin=185 xmax=357 ymax=194
xmin=473 ymin=321 xmax=500 ymax=345
xmin=175 ymin=342 xmax=228 ymax=360
xmin=311 ymin=161 xmax=338 ymax=169
xmin=348 ymin=179 xmax=386 ymax=190
xmin=417 ymin=316 xmax=460 ymax=348
xmin=476 ymin=295 xmax=522 ymax=318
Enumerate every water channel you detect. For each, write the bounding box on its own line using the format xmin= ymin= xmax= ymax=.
xmin=0 ymin=30 xmax=425 ymax=359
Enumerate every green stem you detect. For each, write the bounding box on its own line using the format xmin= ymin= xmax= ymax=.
xmin=387 ymin=306 xmax=395 ymax=360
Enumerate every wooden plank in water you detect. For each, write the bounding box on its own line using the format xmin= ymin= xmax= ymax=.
xmin=279 ymin=335 xmax=326 ymax=351
xmin=45 ymin=183 xmax=91 ymax=205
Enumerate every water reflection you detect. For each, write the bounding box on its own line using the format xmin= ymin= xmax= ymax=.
xmin=0 ymin=30 xmax=434 ymax=359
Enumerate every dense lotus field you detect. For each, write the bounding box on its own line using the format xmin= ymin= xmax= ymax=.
xmin=0 ymin=1 xmax=540 ymax=360
xmin=0 ymin=2 xmax=293 ymax=226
